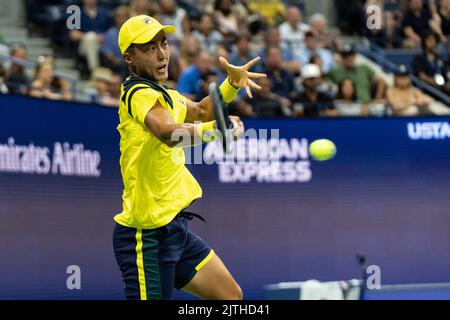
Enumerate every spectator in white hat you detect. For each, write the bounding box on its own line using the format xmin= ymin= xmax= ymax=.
xmin=290 ymin=64 xmax=337 ymax=118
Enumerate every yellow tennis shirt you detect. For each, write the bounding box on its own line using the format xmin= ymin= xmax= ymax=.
xmin=114 ymin=80 xmax=202 ymax=229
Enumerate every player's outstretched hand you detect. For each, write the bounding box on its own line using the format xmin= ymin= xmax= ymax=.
xmin=219 ymin=56 xmax=267 ymax=99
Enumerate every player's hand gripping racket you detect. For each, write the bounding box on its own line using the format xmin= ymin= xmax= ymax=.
xmin=209 ymin=82 xmax=234 ymax=154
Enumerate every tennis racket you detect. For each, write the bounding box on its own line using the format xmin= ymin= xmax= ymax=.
xmin=209 ymin=82 xmax=233 ymax=154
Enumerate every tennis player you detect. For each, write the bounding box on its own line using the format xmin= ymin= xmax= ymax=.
xmin=112 ymin=15 xmax=266 ymax=300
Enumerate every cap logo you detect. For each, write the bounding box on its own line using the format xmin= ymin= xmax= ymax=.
xmin=143 ymin=18 xmax=154 ymax=24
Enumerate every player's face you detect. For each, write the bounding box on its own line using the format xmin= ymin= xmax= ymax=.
xmin=129 ymin=31 xmax=171 ymax=83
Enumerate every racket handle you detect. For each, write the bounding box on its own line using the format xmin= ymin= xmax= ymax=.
xmin=216 ymin=84 xmax=234 ymax=129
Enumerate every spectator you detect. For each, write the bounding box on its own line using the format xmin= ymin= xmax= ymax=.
xmin=387 ymin=65 xmax=431 ymax=115
xmin=160 ymin=0 xmax=190 ymax=46
xmin=247 ymin=0 xmax=285 ymax=25
xmin=0 ymin=62 xmax=9 ymax=94
xmin=328 ymin=46 xmax=386 ymax=104
xmin=297 ymin=31 xmax=335 ymax=75
xmin=178 ymin=35 xmax=201 ymax=71
xmin=433 ymin=0 xmax=450 ymax=38
xmin=244 ymin=77 xmax=291 ymax=118
xmin=129 ymin=0 xmax=151 ymax=17
xmin=279 ymin=6 xmax=309 ymax=58
xmin=363 ymin=0 xmax=400 ymax=49
xmin=4 ymin=43 xmax=30 ymax=95
xmin=335 ymin=0 xmax=365 ymax=35
xmin=259 ymin=27 xmax=300 ymax=75
xmin=177 ymin=51 xmax=213 ymax=100
xmin=247 ymin=14 xmax=267 ymax=54
xmin=263 ymin=46 xmax=296 ymax=97
xmin=101 ymin=6 xmax=129 ymax=78
xmin=192 ymin=13 xmax=224 ymax=55
xmin=195 ymin=68 xmax=218 ymax=101
xmin=290 ymin=64 xmax=337 ymax=118
xmin=306 ymin=55 xmax=338 ymax=97
xmin=309 ymin=13 xmax=342 ymax=52
xmin=335 ymin=78 xmax=368 ymax=116
xmin=166 ymin=50 xmax=183 ymax=88
xmin=108 ymin=72 xmax=122 ymax=103
xmin=401 ymin=0 xmax=440 ymax=48
xmin=213 ymin=0 xmax=241 ymax=38
xmin=29 ymin=58 xmax=71 ymax=101
xmin=84 ymin=67 xmax=119 ymax=107
xmin=214 ymin=45 xmax=231 ymax=82
xmin=412 ymin=31 xmax=449 ymax=91
xmin=230 ymin=34 xmax=258 ymax=70
xmin=69 ymin=0 xmax=111 ymax=73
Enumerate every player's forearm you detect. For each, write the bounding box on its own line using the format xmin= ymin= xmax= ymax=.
xmin=156 ymin=123 xmax=195 ymax=147
xmin=157 ymin=122 xmax=216 ymax=148
xmin=195 ymin=97 xmax=214 ymax=122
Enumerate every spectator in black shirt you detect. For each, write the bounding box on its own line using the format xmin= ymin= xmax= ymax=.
xmin=435 ymin=0 xmax=450 ymax=38
xmin=263 ymin=46 xmax=296 ymax=98
xmin=335 ymin=0 xmax=365 ymax=36
xmin=402 ymin=0 xmax=441 ymax=48
xmin=290 ymin=64 xmax=337 ymax=118
xmin=244 ymin=77 xmax=291 ymax=118
xmin=412 ymin=31 xmax=450 ymax=92
xmin=363 ymin=0 xmax=402 ymax=49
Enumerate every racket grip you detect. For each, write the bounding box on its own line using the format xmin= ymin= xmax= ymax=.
xmin=216 ymin=84 xmax=234 ymax=129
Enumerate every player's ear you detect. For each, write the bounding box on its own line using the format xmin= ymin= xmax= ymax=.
xmin=123 ymin=51 xmax=135 ymax=66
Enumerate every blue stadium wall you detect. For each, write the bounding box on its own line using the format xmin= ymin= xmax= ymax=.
xmin=0 ymin=94 xmax=449 ymax=299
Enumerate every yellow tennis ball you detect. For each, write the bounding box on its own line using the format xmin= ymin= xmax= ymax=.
xmin=309 ymin=139 xmax=336 ymax=161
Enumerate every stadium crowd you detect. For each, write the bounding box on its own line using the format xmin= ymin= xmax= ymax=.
xmin=0 ymin=0 xmax=449 ymax=117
